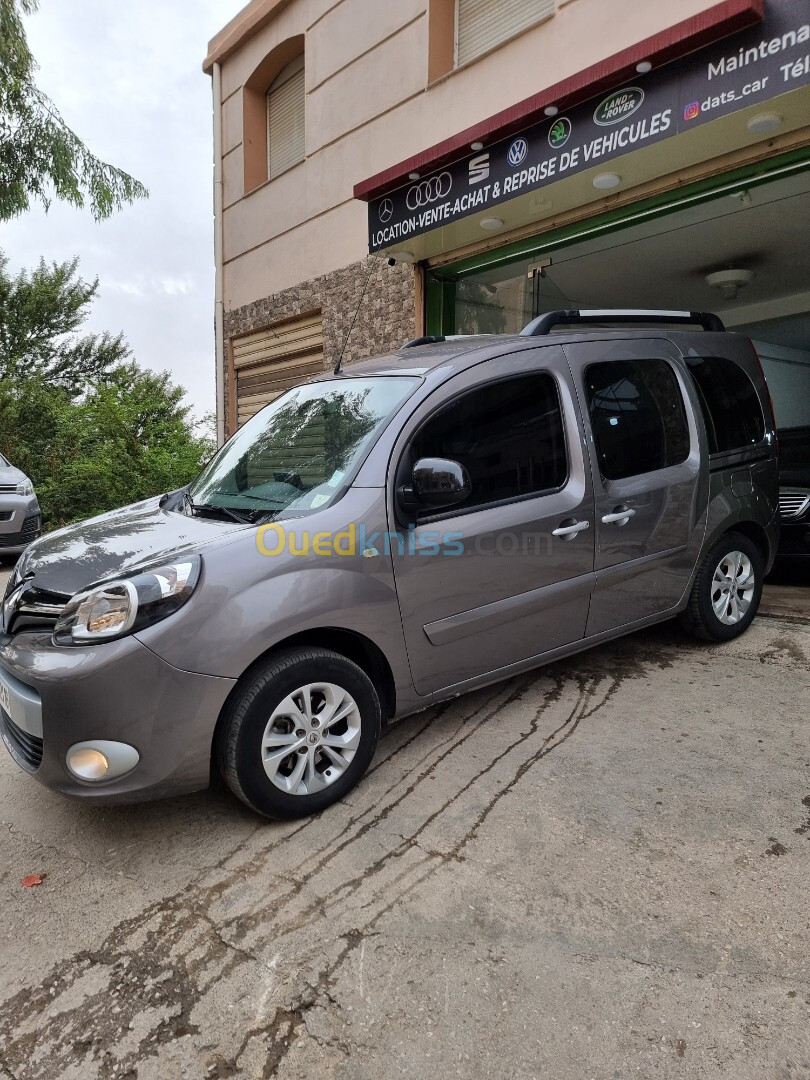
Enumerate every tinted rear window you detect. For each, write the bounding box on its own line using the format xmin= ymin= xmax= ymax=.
xmin=684 ymin=355 xmax=764 ymax=454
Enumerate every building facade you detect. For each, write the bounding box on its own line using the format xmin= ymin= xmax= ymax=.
xmin=204 ymin=0 xmax=810 ymax=440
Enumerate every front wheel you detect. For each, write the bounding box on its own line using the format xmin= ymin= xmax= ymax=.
xmin=217 ymin=648 xmax=381 ymax=819
xmin=680 ymin=531 xmax=763 ymax=642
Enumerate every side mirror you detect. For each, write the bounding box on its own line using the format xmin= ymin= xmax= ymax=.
xmin=405 ymin=457 xmax=471 ymax=510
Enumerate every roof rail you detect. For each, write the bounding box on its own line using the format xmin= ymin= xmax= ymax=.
xmin=520 ymin=309 xmax=726 ymax=336
xmin=401 ymin=335 xmax=446 ymax=349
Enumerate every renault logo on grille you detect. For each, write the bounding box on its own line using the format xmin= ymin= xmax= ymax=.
xmin=406 ymin=172 xmax=453 ymax=211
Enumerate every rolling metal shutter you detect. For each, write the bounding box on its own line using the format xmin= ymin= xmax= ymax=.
xmin=456 ymin=0 xmax=555 ymax=67
xmin=233 ymin=312 xmax=324 ymax=428
xmin=267 ymin=56 xmax=305 ymax=179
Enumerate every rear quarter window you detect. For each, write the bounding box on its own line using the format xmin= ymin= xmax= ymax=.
xmin=684 ymin=355 xmax=764 ymax=454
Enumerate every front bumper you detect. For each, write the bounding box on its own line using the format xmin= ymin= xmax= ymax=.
xmin=0 ymin=631 xmax=236 ymax=802
xmin=0 ymin=494 xmax=41 ymax=555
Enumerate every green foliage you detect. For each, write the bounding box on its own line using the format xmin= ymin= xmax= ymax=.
xmin=0 ymin=366 xmax=214 ymax=529
xmin=0 ymin=0 xmax=147 ymax=221
xmin=0 ymin=252 xmax=129 ymax=389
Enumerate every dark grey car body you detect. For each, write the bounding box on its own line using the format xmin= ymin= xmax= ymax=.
xmin=0 ymin=326 xmax=778 ymax=805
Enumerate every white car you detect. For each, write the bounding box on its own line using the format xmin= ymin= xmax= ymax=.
xmin=0 ymin=454 xmax=41 ymax=557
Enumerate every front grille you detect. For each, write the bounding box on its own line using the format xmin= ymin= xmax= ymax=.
xmin=0 ymin=515 xmax=40 ymax=548
xmin=20 ymin=515 xmax=40 ymax=541
xmin=0 ymin=485 xmax=17 ymax=494
xmin=779 ymin=494 xmax=810 ymax=520
xmin=0 ymin=708 xmax=43 ymax=772
xmin=0 ymin=511 xmax=12 ymax=522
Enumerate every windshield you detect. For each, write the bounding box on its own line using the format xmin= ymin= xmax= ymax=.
xmin=188 ymin=376 xmax=418 ymax=520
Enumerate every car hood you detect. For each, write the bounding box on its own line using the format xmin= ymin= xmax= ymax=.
xmin=0 ymin=465 xmax=27 ymax=486
xmin=13 ymin=496 xmax=249 ymax=598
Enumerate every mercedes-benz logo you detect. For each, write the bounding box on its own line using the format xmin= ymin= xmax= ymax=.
xmin=507 ymin=137 xmax=529 ymax=167
xmin=406 ymin=172 xmax=453 ymax=211
xmin=378 ymin=198 xmax=394 ymax=223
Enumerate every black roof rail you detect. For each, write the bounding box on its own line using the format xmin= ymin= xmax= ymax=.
xmin=401 ymin=335 xmax=446 ymax=348
xmin=520 ymin=309 xmax=726 ymax=336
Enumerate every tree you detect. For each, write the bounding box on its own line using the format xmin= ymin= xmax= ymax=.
xmin=0 ymin=0 xmax=147 ymax=221
xmin=0 ymin=252 xmax=129 ymax=389
xmin=0 ymin=365 xmax=214 ymax=527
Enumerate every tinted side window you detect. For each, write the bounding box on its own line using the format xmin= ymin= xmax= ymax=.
xmin=684 ymin=355 xmax=764 ymax=453
xmin=585 ymin=359 xmax=690 ymax=481
xmin=411 ymin=373 xmax=567 ymax=514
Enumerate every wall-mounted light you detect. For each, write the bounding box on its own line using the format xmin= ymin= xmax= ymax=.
xmin=480 ymin=217 xmax=504 ymax=231
xmin=747 ymin=112 xmax=782 ymax=135
xmin=636 ymin=60 xmax=652 ymax=73
xmin=470 ymin=140 xmax=484 ymax=151
xmin=544 ymin=105 xmax=559 ymax=117
xmin=705 ymin=268 xmax=753 ymax=300
xmin=593 ymin=172 xmax=621 ymax=190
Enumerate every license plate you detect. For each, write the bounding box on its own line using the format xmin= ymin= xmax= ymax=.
xmin=0 ymin=678 xmax=11 ymax=716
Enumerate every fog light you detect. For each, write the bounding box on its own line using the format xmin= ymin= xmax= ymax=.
xmin=66 ymin=740 xmax=139 ymax=782
xmin=67 ymin=748 xmax=109 ymax=779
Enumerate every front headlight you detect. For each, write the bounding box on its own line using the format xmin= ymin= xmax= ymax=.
xmin=16 ymin=479 xmax=34 ymax=497
xmin=53 ymin=556 xmax=201 ymax=646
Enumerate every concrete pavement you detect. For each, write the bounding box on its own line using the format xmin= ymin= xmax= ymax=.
xmin=0 ymin=581 xmax=808 ymax=1079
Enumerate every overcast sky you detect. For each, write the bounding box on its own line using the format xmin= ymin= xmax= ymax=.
xmin=1 ymin=0 xmax=247 ymax=418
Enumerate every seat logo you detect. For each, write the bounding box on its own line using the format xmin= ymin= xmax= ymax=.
xmin=507 ymin=137 xmax=528 ymax=167
xmin=468 ymin=152 xmax=490 ymax=185
xmin=378 ymin=198 xmax=393 ymax=223
xmin=406 ymin=172 xmax=453 ymax=210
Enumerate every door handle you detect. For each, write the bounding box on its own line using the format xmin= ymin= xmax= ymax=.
xmin=552 ymin=519 xmax=590 ymax=539
xmin=601 ymin=506 xmax=636 ymax=526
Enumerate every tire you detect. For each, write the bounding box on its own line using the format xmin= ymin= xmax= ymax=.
xmin=216 ymin=647 xmax=381 ymax=819
xmin=680 ymin=531 xmax=763 ymax=642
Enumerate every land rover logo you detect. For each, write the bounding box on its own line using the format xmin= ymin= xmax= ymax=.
xmin=593 ymin=87 xmax=644 ymax=126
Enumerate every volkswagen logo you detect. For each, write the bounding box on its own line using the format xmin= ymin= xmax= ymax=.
xmin=406 ymin=172 xmax=453 ymax=211
xmin=378 ymin=198 xmax=393 ymax=223
xmin=507 ymin=138 xmax=528 ymax=167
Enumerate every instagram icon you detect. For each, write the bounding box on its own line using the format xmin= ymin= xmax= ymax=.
xmin=683 ymin=101 xmax=700 ymax=121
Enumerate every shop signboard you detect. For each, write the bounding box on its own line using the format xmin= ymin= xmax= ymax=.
xmin=367 ymin=0 xmax=810 ymax=253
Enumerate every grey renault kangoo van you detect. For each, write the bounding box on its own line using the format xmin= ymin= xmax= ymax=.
xmin=0 ymin=310 xmax=778 ymax=818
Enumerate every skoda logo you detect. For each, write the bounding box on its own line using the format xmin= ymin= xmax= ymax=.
xmin=378 ymin=198 xmax=393 ymax=223
xmin=507 ymin=138 xmax=528 ymax=167
xmin=406 ymin=172 xmax=453 ymax=210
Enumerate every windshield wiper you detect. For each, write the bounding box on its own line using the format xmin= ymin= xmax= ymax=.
xmin=184 ymin=493 xmax=252 ymax=524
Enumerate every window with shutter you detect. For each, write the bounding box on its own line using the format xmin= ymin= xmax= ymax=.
xmin=456 ymin=0 xmax=555 ymax=67
xmin=232 ymin=312 xmax=324 ymax=429
xmin=267 ymin=54 xmax=305 ymax=180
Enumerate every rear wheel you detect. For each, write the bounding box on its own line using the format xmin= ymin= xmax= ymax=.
xmin=680 ymin=531 xmax=763 ymax=641
xmin=217 ymin=648 xmax=381 ymax=819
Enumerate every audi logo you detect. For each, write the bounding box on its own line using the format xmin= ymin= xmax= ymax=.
xmin=406 ymin=172 xmax=453 ymax=210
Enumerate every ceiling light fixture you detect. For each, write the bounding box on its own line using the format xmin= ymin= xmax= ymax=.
xmin=470 ymin=140 xmax=484 ymax=151
xmin=544 ymin=105 xmax=559 ymax=117
xmin=747 ymin=112 xmax=782 ymax=134
xmin=408 ymin=171 xmax=420 ymax=180
xmin=593 ymin=172 xmax=621 ymax=190
xmin=479 ymin=217 xmax=504 ymax=231
xmin=705 ymin=268 xmax=753 ymax=300
xmin=636 ymin=60 xmax=652 ymax=73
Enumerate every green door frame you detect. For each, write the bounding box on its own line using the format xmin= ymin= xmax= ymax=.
xmin=424 ymin=145 xmax=810 ymax=336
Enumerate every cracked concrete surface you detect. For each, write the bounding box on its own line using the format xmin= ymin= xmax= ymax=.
xmin=1 ymin=559 xmax=809 ymax=1078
